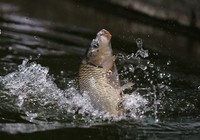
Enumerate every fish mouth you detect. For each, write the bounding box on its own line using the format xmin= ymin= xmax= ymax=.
xmin=97 ymin=29 xmax=112 ymax=41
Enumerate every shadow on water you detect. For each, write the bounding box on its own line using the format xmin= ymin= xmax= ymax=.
xmin=0 ymin=0 xmax=200 ymax=140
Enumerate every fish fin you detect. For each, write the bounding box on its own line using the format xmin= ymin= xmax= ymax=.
xmin=81 ymin=58 xmax=87 ymax=64
xmin=101 ymin=55 xmax=121 ymax=88
xmin=109 ymin=63 xmax=121 ymax=88
xmin=120 ymin=82 xmax=134 ymax=92
xmin=101 ymin=55 xmax=116 ymax=71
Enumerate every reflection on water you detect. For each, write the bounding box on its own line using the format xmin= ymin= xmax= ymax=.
xmin=0 ymin=0 xmax=200 ymax=140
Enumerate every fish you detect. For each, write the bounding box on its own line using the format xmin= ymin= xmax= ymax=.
xmin=78 ymin=29 xmax=133 ymax=116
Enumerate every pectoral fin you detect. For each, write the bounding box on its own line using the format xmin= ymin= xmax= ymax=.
xmin=101 ymin=55 xmax=116 ymax=71
xmin=120 ymin=82 xmax=134 ymax=92
xmin=101 ymin=55 xmax=121 ymax=88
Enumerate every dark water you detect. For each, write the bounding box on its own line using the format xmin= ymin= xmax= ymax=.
xmin=0 ymin=0 xmax=200 ymax=140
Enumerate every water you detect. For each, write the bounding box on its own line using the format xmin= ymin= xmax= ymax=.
xmin=0 ymin=0 xmax=200 ymax=140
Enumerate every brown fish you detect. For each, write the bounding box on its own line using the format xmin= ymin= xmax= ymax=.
xmin=78 ymin=29 xmax=133 ymax=116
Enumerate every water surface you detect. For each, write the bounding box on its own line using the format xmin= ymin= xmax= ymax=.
xmin=0 ymin=0 xmax=200 ymax=140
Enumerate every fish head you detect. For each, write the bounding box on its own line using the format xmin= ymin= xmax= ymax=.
xmin=84 ymin=29 xmax=113 ymax=66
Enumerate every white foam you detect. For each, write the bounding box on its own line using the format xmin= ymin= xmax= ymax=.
xmin=0 ymin=59 xmax=153 ymax=123
xmin=123 ymin=93 xmax=148 ymax=118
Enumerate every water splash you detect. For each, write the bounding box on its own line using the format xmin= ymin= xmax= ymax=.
xmin=0 ymin=59 xmax=148 ymax=123
xmin=0 ymin=38 xmax=172 ymax=124
xmin=135 ymin=38 xmax=149 ymax=58
xmin=122 ymin=93 xmax=148 ymax=119
xmin=117 ymin=38 xmax=172 ymax=123
xmin=198 ymin=86 xmax=200 ymax=91
xmin=0 ymin=59 xmax=95 ymax=123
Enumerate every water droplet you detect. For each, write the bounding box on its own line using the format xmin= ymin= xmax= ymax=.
xmin=128 ymin=64 xmax=135 ymax=72
xmin=0 ymin=29 xmax=1 ymax=35
xmin=167 ymin=60 xmax=171 ymax=65
xmin=29 ymin=56 xmax=33 ymax=60
xmin=140 ymin=49 xmax=149 ymax=58
xmin=159 ymin=73 xmax=164 ymax=79
xmin=34 ymin=36 xmax=38 ymax=40
xmin=8 ymin=46 xmax=12 ymax=50
xmin=135 ymin=49 xmax=149 ymax=58
xmin=149 ymin=63 xmax=154 ymax=68
xmin=155 ymin=118 xmax=159 ymax=123
xmin=123 ymin=66 xmax=127 ymax=71
xmin=136 ymin=38 xmax=143 ymax=49
xmin=166 ymin=73 xmax=171 ymax=78
xmin=22 ymin=59 xmax=29 ymax=66
xmin=126 ymin=53 xmax=134 ymax=59
xmin=60 ymin=71 xmax=64 ymax=75
xmin=3 ymin=67 xmax=7 ymax=71
xmin=137 ymin=65 xmax=147 ymax=70
xmin=198 ymin=86 xmax=200 ymax=90
xmin=37 ymin=54 xmax=41 ymax=59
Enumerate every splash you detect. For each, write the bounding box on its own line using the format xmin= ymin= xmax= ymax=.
xmin=117 ymin=38 xmax=172 ymax=122
xmin=122 ymin=93 xmax=148 ymax=119
xmin=0 ymin=59 xmax=147 ymax=123
xmin=0 ymin=59 xmax=95 ymax=123
xmin=0 ymin=38 xmax=170 ymax=123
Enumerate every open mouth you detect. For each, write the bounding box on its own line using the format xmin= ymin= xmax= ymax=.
xmin=97 ymin=29 xmax=112 ymax=41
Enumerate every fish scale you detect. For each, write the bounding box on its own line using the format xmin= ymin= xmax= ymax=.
xmin=79 ymin=64 xmax=121 ymax=115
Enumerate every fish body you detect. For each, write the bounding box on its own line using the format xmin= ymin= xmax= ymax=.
xmin=78 ymin=29 xmax=132 ymax=116
xmin=79 ymin=64 xmax=121 ymax=115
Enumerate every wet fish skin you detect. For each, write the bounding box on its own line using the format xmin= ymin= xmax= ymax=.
xmin=79 ymin=64 xmax=121 ymax=115
xmin=78 ymin=29 xmax=132 ymax=116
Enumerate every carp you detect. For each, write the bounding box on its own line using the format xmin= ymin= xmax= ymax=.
xmin=78 ymin=29 xmax=133 ymax=116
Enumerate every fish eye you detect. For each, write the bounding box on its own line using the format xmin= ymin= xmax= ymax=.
xmin=93 ymin=43 xmax=99 ymax=48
